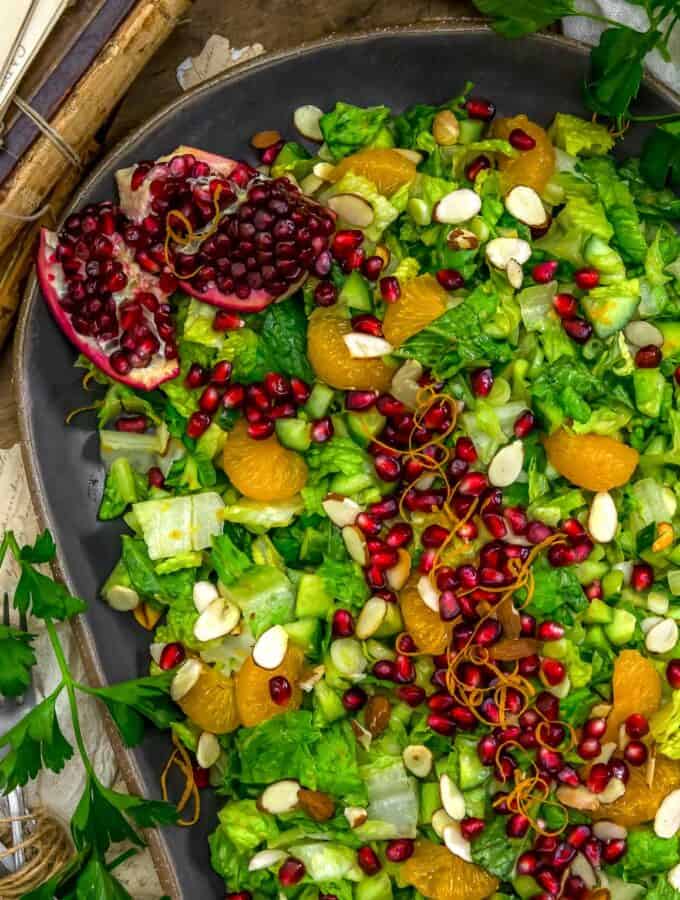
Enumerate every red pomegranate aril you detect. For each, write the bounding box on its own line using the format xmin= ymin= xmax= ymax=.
xmin=480 ymin=698 xmax=500 ymax=724
xmin=453 ymin=437 xmax=476 ymax=464
xmin=465 ymin=155 xmax=490 ymax=181
xmin=553 ymin=292 xmax=578 ymax=318
xmin=465 ymin=97 xmax=496 ymax=120
xmin=385 ymin=838 xmax=414 ymax=862
xmin=264 ymin=372 xmax=290 ymax=399
xmin=625 ymin=712 xmax=649 ymax=739
xmin=342 ymin=686 xmax=367 ymax=711
xmin=574 ymin=266 xmax=600 ymax=290
xmin=584 ymin=717 xmax=607 ymax=739
xmin=558 ymin=765 xmax=580 ymax=788
xmin=147 ymin=466 xmax=165 ymax=489
xmin=495 ymin=754 xmax=517 ymax=782
xmin=518 ymin=654 xmax=540 ymax=677
xmin=418 ymin=548 xmax=437 ymax=574
xmin=537 ymin=620 xmax=564 ymax=642
xmin=290 ymin=378 xmax=311 ymax=405
xmin=376 ymin=394 xmax=406 ymax=418
xmin=507 ymin=128 xmax=535 ymax=151
xmin=357 ymin=847 xmax=381 ymax=876
xmin=483 ymin=512 xmax=507 ymax=540
xmin=345 ymin=390 xmax=378 ymax=412
xmin=513 ymin=410 xmax=535 ymax=438
xmin=587 ymin=763 xmax=612 ymax=794
xmin=473 ymin=620 xmax=500 ymax=647
xmin=222 ymin=384 xmax=245 ymax=409
xmin=192 ymin=765 xmax=210 ymax=789
xmin=631 ymin=562 xmax=653 ymax=591
xmin=371 ymin=547 xmax=399 ymax=570
xmin=421 ymin=524 xmax=449 ymax=548
xmin=331 ymin=229 xmax=363 ymax=258
xmin=583 ymin=837 xmax=602 ymax=868
xmin=356 ymin=512 xmax=382 ymax=537
xmin=475 ymin=735 xmax=497 ymax=767
xmin=457 ymin=521 xmax=478 ymax=542
xmin=226 ymin=893 xmax=252 ymax=900
xmin=602 ymin=838 xmax=627 ymax=864
xmin=516 ymin=851 xmax=538 ymax=876
xmin=314 ymin=281 xmax=338 ymax=306
xmin=186 ymin=411 xmax=211 ymax=438
xmin=636 ymin=344 xmax=662 ymax=368
xmin=373 ymin=659 xmax=397 ymax=681
xmin=436 ymin=268 xmax=464 ymax=291
xmin=541 ymin=658 xmax=566 ymax=686
xmin=503 ymin=506 xmax=527 ymax=536
xmin=394 ymin=655 xmax=416 ymax=684
xmin=247 ymin=420 xmax=275 ymax=440
xmin=506 ymin=813 xmax=530 ymax=839
xmin=311 ymin=417 xmax=334 ymax=443
xmin=470 ymin=367 xmax=493 ymax=397
xmin=342 ymin=247 xmax=364 ymax=272
xmin=563 ymin=316 xmax=593 ymax=343
xmin=115 ymin=415 xmax=148 ymax=433
xmin=435 ymin=566 xmax=456 ymax=591
xmin=439 ymin=590 xmax=461 ymax=622
xmin=552 ymin=841 xmax=577 ymax=869
xmin=199 ymin=385 xmax=222 ymax=414
xmin=362 ymin=255 xmax=384 ymax=281
xmin=532 ymin=260 xmax=558 ymax=283
xmin=610 ymin=757 xmax=630 ymax=784
xmin=537 ymin=747 xmax=563 ymax=774
xmin=210 ymin=360 xmax=232 ymax=385
xmin=269 ymin=675 xmax=292 ymax=705
xmin=450 ymin=705 xmax=476 ymax=730
xmin=397 ymin=684 xmax=426 ymax=707
xmin=624 ymin=739 xmax=648 ymax=766
xmin=351 ymin=314 xmax=383 ymax=337
xmin=577 ymin=737 xmax=602 ymax=760
xmin=379 ymin=275 xmax=401 ymax=303
xmin=213 ymin=310 xmax=244 ymax=331
xmin=278 ymin=858 xmax=305 ymax=887
xmin=159 ymin=642 xmax=185 ymax=670
xmin=449 ymin=818 xmax=481 ymax=844
xmin=668 ymin=659 xmax=680 ymax=689
xmin=517 ymin=615 xmax=535 ymax=639
xmin=385 ymin=522 xmax=413 ymax=548
xmin=675 ymin=366 xmax=680 ymax=386
xmin=427 ymin=713 xmax=456 ymax=737
xmin=536 ymin=872 xmax=561 ymax=897
xmin=458 ymin=472 xmax=488 ymax=496
xmin=332 ymin=609 xmax=354 ymax=637
xmin=526 ymin=521 xmax=553 ymax=544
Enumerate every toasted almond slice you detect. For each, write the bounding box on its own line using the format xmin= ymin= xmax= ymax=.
xmin=433 ymin=188 xmax=481 ymax=225
xmin=105 ymin=585 xmax=140 ymax=612
xmin=505 ymin=185 xmax=548 ymax=228
xmin=446 ymin=227 xmax=479 ymax=251
xmin=670 ymin=862 xmax=680 ymax=891
xmin=592 ymin=741 xmax=617 ymax=766
xmin=486 ymin=236 xmax=531 ymax=269
xmin=355 ymin=596 xmax=389 ymax=639
xmin=196 ymin=731 xmax=220 ymax=769
xmin=547 ymin=673 xmax=571 ymax=699
xmin=432 ymin=808 xmax=455 ymax=838
xmin=294 ymin=104 xmax=324 ymax=141
xmin=506 ymin=258 xmax=524 ymax=290
xmin=327 ymin=193 xmax=374 ymax=227
xmin=394 ymin=148 xmax=423 ymax=164
xmin=248 ymin=849 xmax=287 ymax=872
xmin=343 ymin=524 xmax=369 ymax=566
xmin=299 ymin=664 xmax=325 ymax=692
xmin=386 ymin=549 xmax=411 ymax=591
xmin=624 ymin=320 xmax=664 ymax=348
xmin=193 ymin=598 xmax=241 ymax=643
xmin=193 ymin=580 xmax=219 ymax=613
xmin=251 ymin=129 xmax=281 ymax=149
xmin=259 ymin=779 xmax=301 ymax=815
xmin=322 ymin=494 xmax=362 ymax=527
xmin=149 ymin=642 xmax=164 ymax=665
xmin=556 ymin=785 xmax=601 ymax=812
xmin=391 ymin=360 xmax=423 ymax=409
xmin=351 ymin=718 xmax=373 ymax=750
xmin=571 ymin=853 xmax=597 ymax=889
xmin=442 ymin=822 xmax=472 ymax=862
xmin=343 ymin=332 xmax=393 ymax=358
xmin=588 ymin=492 xmax=618 ymax=544
xmin=313 ymin=161 xmax=336 ymax=180
xmin=599 ymin=778 xmax=626 ymax=805
xmin=488 ymin=440 xmax=524 ymax=487
xmin=440 ymin=774 xmax=465 ymax=821
xmin=344 ymin=806 xmax=368 ymax=828
xmin=642 ymin=616 xmax=664 ymax=634
xmin=646 ymin=617 xmax=679 ymax=654
xmin=253 ymin=624 xmax=289 ymax=670
xmin=170 ymin=658 xmax=202 ymax=701
xmin=593 ymin=821 xmax=627 ymax=841
xmin=403 ymin=744 xmax=433 ymax=778
xmin=417 ymin=575 xmax=440 ymax=613
xmin=432 ymin=111 xmax=460 ymax=146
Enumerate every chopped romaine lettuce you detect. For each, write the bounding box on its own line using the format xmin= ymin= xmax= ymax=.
xmin=549 ymin=113 xmax=615 ymax=157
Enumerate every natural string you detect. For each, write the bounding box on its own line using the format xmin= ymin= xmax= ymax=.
xmin=0 ymin=809 xmax=73 ymax=897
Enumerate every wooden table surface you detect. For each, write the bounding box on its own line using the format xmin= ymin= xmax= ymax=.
xmin=0 ymin=0 xmax=479 ymax=450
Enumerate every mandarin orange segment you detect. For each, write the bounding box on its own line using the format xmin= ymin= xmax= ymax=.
xmin=603 ymin=649 xmax=662 ymax=743
xmin=307 ymin=307 xmax=396 ymax=391
xmin=382 ymin=274 xmax=448 ymax=347
xmin=331 ymin=148 xmax=417 ymax=196
xmin=591 ymin=755 xmax=680 ymax=827
xmin=222 ymin=419 xmax=308 ymax=502
xmin=543 ymin=429 xmax=639 ymax=493
xmin=235 ymin=645 xmax=304 ymax=727
xmin=178 ymin=664 xmax=239 ymax=734
xmin=491 ymin=114 xmax=555 ymax=193
xmin=399 ymin=574 xmax=453 ymax=655
xmin=401 ymin=839 xmax=498 ymax=900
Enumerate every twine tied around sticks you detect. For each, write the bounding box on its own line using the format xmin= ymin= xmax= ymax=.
xmin=0 ymin=808 xmax=73 ymax=897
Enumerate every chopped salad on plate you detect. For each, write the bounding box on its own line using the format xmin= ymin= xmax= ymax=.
xmin=36 ymin=85 xmax=680 ymax=900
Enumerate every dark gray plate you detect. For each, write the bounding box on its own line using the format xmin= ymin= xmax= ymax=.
xmin=16 ymin=24 xmax=680 ymax=899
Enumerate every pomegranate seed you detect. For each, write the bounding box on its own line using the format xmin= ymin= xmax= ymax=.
xmin=436 ymin=268 xmax=464 ymax=291
xmin=536 ymin=691 xmax=560 ymax=720
xmin=356 ymin=512 xmax=381 ymax=536
xmin=385 ymin=522 xmax=413 ymax=548
xmin=504 ymin=813 xmax=529 ymax=839
xmin=427 ymin=713 xmax=456 ymax=736
xmin=610 ymin=757 xmax=630 ymax=784
xmin=457 ymin=521 xmax=478 ymax=541
xmin=631 ymin=562 xmax=653 ymax=591
xmin=537 ymin=748 xmax=563 ymax=776
xmin=676 ymin=366 xmax=680 ymax=386
xmin=483 ymin=512 xmax=507 ymax=539
xmin=115 ymin=415 xmax=148 ymax=433
xmin=477 ymin=735 xmax=498 ymax=765
xmin=584 ymin=717 xmax=607 ymax=739
xmin=278 ymin=858 xmax=305 ymax=887
xmin=365 ymin=564 xmax=386 ymax=590
xmin=508 ymin=127 xmax=536 ymax=151
xmin=331 ymin=610 xmax=355 ymax=640
xmin=199 ymin=385 xmax=221 ymax=414
xmin=460 ymin=817 xmax=485 ymax=841
xmin=602 ymin=838 xmax=627 ymax=864
xmin=342 ymin=686 xmax=367 ymax=711
xmin=314 ymin=281 xmax=337 ymax=306
xmin=475 ymin=619 xmax=501 ymax=647
xmin=385 ymin=839 xmax=414 ymax=862
xmin=346 ymin=390 xmax=378 ymax=411
xmin=185 ymin=362 xmax=207 ymax=388
xmin=290 ymin=378 xmax=311 ymax=405
xmin=422 ymin=524 xmax=449 ymax=548
xmin=439 ymin=590 xmax=461 ymax=621
xmin=513 ymin=410 xmax=535 ymax=438
xmin=577 ymin=737 xmax=602 ymax=760
xmin=625 ymin=713 xmax=649 ymax=738
xmin=418 ymin=548 xmax=437 ymax=574
xmin=470 ymin=367 xmax=493 ymax=397
xmin=269 ymin=675 xmax=292 ymax=705
xmin=357 ymin=847 xmax=381 ymax=875
xmin=495 ymin=755 xmax=517 ymax=782
xmin=465 ymin=155 xmax=490 ymax=181
xmin=397 ymin=684 xmax=426 ymax=707
xmin=186 ymin=411 xmax=211 ymax=438
xmin=668 ymin=659 xmax=680 ymax=689
xmin=376 ymin=394 xmax=407 ymax=418
xmin=537 ymin=620 xmax=564 ymax=641
xmin=584 ymin=837 xmax=602 ymax=868
xmin=624 ymin=739 xmax=648 ymax=766
xmin=574 ymin=266 xmax=600 ymax=290
xmin=248 ymin=420 xmax=275 ymax=440
xmin=563 ymin=316 xmax=593 ymax=343
xmin=537 ymin=871 xmax=560 ymax=896
xmin=518 ymin=654 xmax=540 ymax=677
xmin=351 ymin=314 xmax=383 ymax=337
xmin=311 ymin=417 xmax=334 ymax=442
xmin=393 ymin=655 xmax=415 ymax=684
xmin=147 ymin=466 xmax=165 ymax=489
xmin=541 ymin=658 xmax=566 ymax=686
xmin=211 ymin=360 xmax=232 ymax=385
xmin=553 ymin=292 xmax=578 ymax=318
xmin=516 ymin=851 xmax=538 ymax=876
xmin=506 ymin=506 xmax=529 ymax=535
xmin=636 ymin=344 xmax=662 ymax=368
xmin=362 ymin=255 xmax=384 ymax=281
xmin=226 ymin=893 xmax=251 ymax=900
xmin=520 ymin=613 xmax=536 ymax=636
xmin=526 ymin=521 xmax=553 ymax=544
xmin=458 ymin=472 xmax=488 ymax=496
xmin=373 ymin=659 xmax=397 ymax=681
xmin=374 ymin=454 xmax=402 ymax=482
xmin=159 ymin=642 xmax=185 ymax=670
xmin=532 ymin=260 xmax=559 ymax=283
xmin=264 ymin=372 xmax=290 ymax=399
xmin=454 ymin=436 xmax=477 ymax=462
xmin=222 ymin=384 xmax=245 ymax=409
xmin=379 ymin=276 xmax=400 ymax=303
xmin=552 ymin=841 xmax=577 ymax=869
xmin=587 ymin=763 xmax=612 ymax=794
xmin=371 ymin=547 xmax=399 ymax=570
xmin=331 ymin=230 xmax=363 ymax=258
xmin=213 ymin=310 xmax=244 ymax=331
xmin=465 ymin=97 xmax=495 ymax=120
xmin=192 ymin=765 xmax=210 ymax=789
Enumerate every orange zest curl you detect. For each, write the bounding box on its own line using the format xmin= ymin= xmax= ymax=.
xmin=160 ymin=732 xmax=201 ymax=826
xmin=163 ymin=182 xmax=227 ymax=278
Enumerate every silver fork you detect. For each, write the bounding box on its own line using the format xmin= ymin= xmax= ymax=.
xmin=0 ymin=593 xmax=37 ymax=873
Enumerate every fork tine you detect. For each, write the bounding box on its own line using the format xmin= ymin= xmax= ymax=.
xmin=2 ymin=594 xmax=9 ymax=628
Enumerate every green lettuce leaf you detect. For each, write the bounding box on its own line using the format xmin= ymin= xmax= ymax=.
xmin=520 ymin=557 xmax=587 ymax=626
xmin=611 ymin=827 xmax=680 ymax=882
xmin=549 ymin=113 xmax=615 ymax=157
xmin=324 ymin=172 xmax=401 ymax=239
xmin=319 ymin=102 xmax=392 ymax=161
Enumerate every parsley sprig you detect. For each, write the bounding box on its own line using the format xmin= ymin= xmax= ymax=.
xmin=0 ymin=530 xmax=179 ymax=898
xmin=472 ymin=0 xmax=680 ymax=186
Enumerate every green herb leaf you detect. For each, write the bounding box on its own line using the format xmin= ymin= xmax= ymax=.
xmin=584 ymin=25 xmax=660 ymax=118
xmin=471 ymin=0 xmax=575 ymax=37
xmin=19 ymin=530 xmax=57 ymax=564
xmin=211 ymin=531 xmax=252 ymax=587
xmin=74 ymin=855 xmax=134 ymax=900
xmin=641 ymin=121 xmax=680 ymax=189
xmin=14 ymin=563 xmax=86 ymax=622
xmin=85 ymin=673 xmax=180 ymax=747
xmin=0 ymin=624 xmax=36 ymax=696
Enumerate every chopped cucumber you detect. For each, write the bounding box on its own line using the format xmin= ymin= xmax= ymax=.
xmin=339 ymin=270 xmax=372 ymax=311
xmin=459 ymin=119 xmax=484 ymax=144
xmin=275 ymin=417 xmax=312 ymax=451
xmin=602 ymin=570 xmax=624 ymax=599
xmin=355 ymin=871 xmax=393 ymax=900
xmin=513 ymin=876 xmax=541 ymax=900
xmin=458 ymin=737 xmax=488 ymax=790
xmin=305 ymin=383 xmax=335 ymax=419
xmin=604 ymin=608 xmax=637 ymax=646
xmin=660 ymin=320 xmax=680 ymax=357
xmin=296 ymin=573 xmax=334 ymax=618
xmin=419 ymin=782 xmax=441 ymax=825
xmin=584 ymin=624 xmax=611 ymax=652
xmin=313 ymin=680 xmax=346 ymax=724
xmin=331 ymin=470 xmax=376 ymax=494
xmin=634 ymin=368 xmax=666 ymax=418
xmin=346 ymin=409 xmax=387 ymax=448
xmin=583 ymin=598 xmax=614 ymax=625
xmin=374 ymin=602 xmax=404 ymax=638
xmin=285 ymin=617 xmax=322 ymax=654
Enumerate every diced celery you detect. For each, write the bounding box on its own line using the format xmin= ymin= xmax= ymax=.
xmin=355 ymin=871 xmax=393 ymax=900
xmin=634 ymin=368 xmax=666 ymax=418
xmin=668 ymin=570 xmax=680 ymax=596
xmin=306 ymin=383 xmax=335 ymax=418
xmin=583 ymin=598 xmax=614 ymax=625
xmin=602 ymin=570 xmax=624 ymax=599
xmin=604 ymin=608 xmax=637 ymax=646
xmin=296 ymin=573 xmax=334 ymax=618
xmin=419 ymin=782 xmax=441 ymax=825
xmin=276 ymin=417 xmax=312 ymax=451
xmin=313 ymin=680 xmax=346 ymax=725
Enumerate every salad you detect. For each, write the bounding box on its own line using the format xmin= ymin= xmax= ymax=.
xmin=36 ymin=85 xmax=680 ymax=900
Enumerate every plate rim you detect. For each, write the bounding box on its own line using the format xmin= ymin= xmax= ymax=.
xmin=13 ymin=22 xmax=680 ymax=898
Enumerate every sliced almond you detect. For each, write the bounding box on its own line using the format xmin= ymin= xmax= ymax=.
xmin=312 ymin=161 xmax=336 ymax=181
xmin=150 ymin=642 xmax=164 ymax=665
xmin=432 ymin=110 xmax=460 ymax=146
xmin=556 ymin=785 xmax=601 ymax=812
xmin=624 ymin=320 xmax=664 ymax=348
xmin=355 ymin=596 xmax=389 ymax=639
xmin=299 ymin=664 xmax=325 ymax=692
xmin=351 ymin=718 xmax=373 ymax=750
xmin=327 ymin=193 xmax=374 ymax=227
xmin=446 ymin=227 xmax=479 ymax=251
xmin=342 ymin=525 xmax=369 ymax=566
xmin=196 ymin=731 xmax=220 ymax=769
xmin=251 ymin=130 xmax=281 ymax=150
xmin=618 ymin=723 xmax=630 ymax=752
xmin=193 ymin=598 xmax=241 ymax=643
xmin=547 ymin=673 xmax=571 ymax=699
xmin=593 ymin=821 xmax=627 ymax=841
xmin=442 ymin=822 xmax=472 ymax=862
xmin=403 ymin=744 xmax=433 ymax=778
xmin=571 ymin=853 xmax=597 ymax=890
xmin=505 ymin=185 xmax=549 ymax=228
xmin=259 ymin=779 xmax=301 ymax=815
xmin=294 ymin=104 xmax=324 ymax=141
xmin=588 ymin=492 xmax=618 ymax=544
xmin=343 ymin=332 xmax=393 ymax=359
xmin=646 ymin=617 xmax=679 ymax=654
xmin=322 ymin=494 xmax=362 ymax=528
xmin=593 ymin=741 xmax=617 ymax=766
xmin=486 ymin=236 xmax=532 ymax=269
xmin=391 ymin=360 xmax=423 ymax=409
xmin=193 ymin=580 xmax=219 ymax=614
xmin=386 ymin=549 xmax=411 ymax=591
xmin=105 ymin=585 xmax=140 ymax=612
xmin=253 ymin=624 xmax=289 ymax=670
xmin=248 ymin=849 xmax=287 ymax=872
xmin=599 ymin=777 xmax=626 ymax=805
xmin=432 ymin=808 xmax=455 ymax=838
xmin=417 ymin=575 xmax=440 ymax=613
xmin=344 ymin=806 xmax=368 ymax=828
xmin=670 ymin=862 xmax=680 ymax=891
xmin=300 ymin=174 xmax=324 ymax=194
xmin=394 ymin=148 xmax=423 ymax=164
xmin=439 ymin=774 xmax=465 ymax=821
xmin=433 ymin=189 xmax=481 ymax=225
xmin=506 ymin=258 xmax=524 ymax=290
xmin=642 ymin=615 xmax=664 ymax=635
xmin=170 ymin=658 xmax=202 ymax=701
xmin=414 ymin=474 xmax=436 ymax=490
xmin=488 ymin=440 xmax=524 ymax=488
